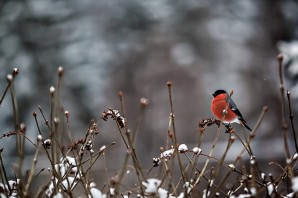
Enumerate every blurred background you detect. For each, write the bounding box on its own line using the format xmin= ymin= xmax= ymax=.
xmin=1 ymin=0 xmax=298 ymax=192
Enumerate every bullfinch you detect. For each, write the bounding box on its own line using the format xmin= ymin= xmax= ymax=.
xmin=211 ymin=90 xmax=252 ymax=131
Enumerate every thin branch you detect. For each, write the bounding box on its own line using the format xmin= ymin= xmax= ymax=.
xmin=286 ymin=90 xmax=298 ymax=153
xmin=167 ymin=81 xmax=187 ymax=183
xmin=277 ymin=54 xmax=290 ymax=158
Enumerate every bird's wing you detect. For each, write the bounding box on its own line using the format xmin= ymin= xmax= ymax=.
xmin=226 ymin=95 xmax=252 ymax=131
xmin=226 ymin=95 xmax=244 ymax=119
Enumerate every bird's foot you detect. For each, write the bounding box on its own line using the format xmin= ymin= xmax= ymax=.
xmin=223 ymin=123 xmax=233 ymax=133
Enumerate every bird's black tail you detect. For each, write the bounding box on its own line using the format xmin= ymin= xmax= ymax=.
xmin=241 ymin=120 xmax=252 ymax=131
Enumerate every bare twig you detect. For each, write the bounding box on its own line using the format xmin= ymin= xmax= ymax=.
xmin=0 ymin=75 xmax=11 ymax=106
xmin=277 ymin=54 xmax=290 ymax=158
xmin=218 ymin=106 xmax=268 ymax=189
xmin=0 ymin=149 xmax=11 ymax=194
xmin=8 ymin=69 xmax=24 ymax=182
xmin=193 ymin=126 xmax=222 ymax=189
xmin=286 ymin=90 xmax=298 ymax=153
xmin=24 ymin=139 xmax=42 ymax=197
xmin=55 ymin=66 xmax=64 ymax=161
xmin=167 ymin=81 xmax=187 ymax=183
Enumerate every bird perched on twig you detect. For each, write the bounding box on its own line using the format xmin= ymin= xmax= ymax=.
xmin=211 ymin=90 xmax=252 ymax=131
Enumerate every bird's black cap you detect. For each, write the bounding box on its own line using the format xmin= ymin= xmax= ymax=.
xmin=212 ymin=90 xmax=227 ymax=97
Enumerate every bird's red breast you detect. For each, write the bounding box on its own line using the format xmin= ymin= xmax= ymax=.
xmin=211 ymin=93 xmax=238 ymax=123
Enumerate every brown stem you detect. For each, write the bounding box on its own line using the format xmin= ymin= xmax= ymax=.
xmin=218 ymin=106 xmax=268 ymax=189
xmin=56 ymin=67 xmax=64 ymax=161
xmin=209 ymin=134 xmax=232 ymax=197
xmin=193 ymin=126 xmax=222 ymax=189
xmin=286 ymin=90 xmax=298 ymax=153
xmin=277 ymin=54 xmax=290 ymax=158
xmin=23 ymin=140 xmax=41 ymax=197
xmin=0 ymin=151 xmax=11 ymax=194
xmin=0 ymin=77 xmax=11 ymax=106
xmin=9 ymin=71 xmax=24 ymax=181
xmin=167 ymin=81 xmax=187 ymax=183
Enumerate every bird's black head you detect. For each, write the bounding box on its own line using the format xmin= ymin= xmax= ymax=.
xmin=212 ymin=90 xmax=227 ymax=97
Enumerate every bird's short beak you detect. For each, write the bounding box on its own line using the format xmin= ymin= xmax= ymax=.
xmin=212 ymin=93 xmax=215 ymax=97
